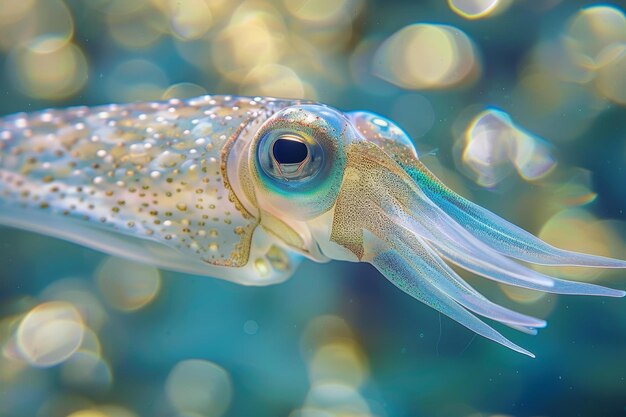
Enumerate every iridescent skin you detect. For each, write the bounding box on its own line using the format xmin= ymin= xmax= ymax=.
xmin=1 ymin=95 xmax=624 ymax=356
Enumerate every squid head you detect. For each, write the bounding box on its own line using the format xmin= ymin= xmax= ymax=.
xmin=243 ymin=104 xmax=626 ymax=357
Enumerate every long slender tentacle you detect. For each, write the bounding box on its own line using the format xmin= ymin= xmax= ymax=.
xmin=371 ymin=249 xmax=535 ymax=357
xmin=433 ymin=242 xmax=625 ymax=297
xmin=368 ymin=167 xmax=551 ymax=286
xmin=404 ymin=159 xmax=626 ymax=268
xmin=364 ymin=202 xmax=547 ymax=329
xmin=359 ymin=149 xmax=625 ymax=296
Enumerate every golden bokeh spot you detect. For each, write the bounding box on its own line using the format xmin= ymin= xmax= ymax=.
xmin=166 ymin=359 xmax=233 ymax=417
xmin=0 ymin=0 xmax=74 ymax=51
xmin=565 ymin=5 xmax=626 ymax=70
xmin=240 ymin=63 xmax=306 ymax=98
xmin=309 ymin=342 xmax=367 ymax=387
xmin=95 ymin=257 xmax=162 ymax=312
xmin=16 ymin=301 xmax=85 ymax=367
xmin=536 ymin=208 xmax=623 ymax=281
xmin=61 ymin=350 xmax=113 ymax=392
xmin=211 ymin=3 xmax=287 ymax=81
xmin=106 ymin=5 xmax=166 ymax=49
xmin=10 ymin=37 xmax=88 ymax=100
xmin=373 ymin=24 xmax=480 ymax=90
xmin=295 ymin=315 xmax=374 ymax=416
xmin=166 ymin=0 xmax=214 ymax=40
xmin=448 ymin=0 xmax=500 ymax=19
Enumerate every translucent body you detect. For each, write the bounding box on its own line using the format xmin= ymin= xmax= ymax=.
xmin=0 ymin=96 xmax=305 ymax=284
xmin=1 ymin=95 xmax=624 ymax=356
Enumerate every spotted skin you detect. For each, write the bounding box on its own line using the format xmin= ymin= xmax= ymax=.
xmin=0 ymin=96 xmax=295 ymax=268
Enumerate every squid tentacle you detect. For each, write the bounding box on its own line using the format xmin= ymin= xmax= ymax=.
xmin=332 ymin=141 xmax=624 ymax=357
xmin=433 ymin=242 xmax=626 ymax=297
xmin=505 ymin=324 xmax=539 ymax=335
xmin=378 ymin=182 xmax=557 ymax=288
xmin=371 ymin=248 xmax=536 ymax=357
xmin=404 ymin=160 xmax=626 ymax=268
xmin=393 ymin=186 xmax=625 ymax=296
xmin=359 ymin=148 xmax=625 ymax=297
xmin=364 ymin=201 xmax=547 ymax=329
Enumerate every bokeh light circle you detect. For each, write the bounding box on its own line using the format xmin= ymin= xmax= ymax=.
xmin=211 ymin=8 xmax=286 ymax=82
xmin=41 ymin=278 xmax=108 ymax=331
xmin=373 ymin=23 xmax=480 ymax=90
xmin=536 ymin=208 xmax=622 ymax=282
xmin=61 ymin=351 xmax=113 ymax=392
xmin=565 ymin=5 xmax=626 ymax=70
xmin=165 ymin=359 xmax=233 ymax=417
xmin=448 ymin=0 xmax=499 ymax=19
xmin=106 ymin=6 xmax=165 ymax=49
xmin=0 ymin=0 xmax=74 ymax=51
xmin=96 ymin=257 xmax=161 ymax=312
xmin=16 ymin=301 xmax=85 ymax=367
xmin=460 ymin=108 xmax=555 ymax=187
xmin=9 ymin=37 xmax=88 ymax=100
xmin=240 ymin=63 xmax=305 ymax=98
xmin=309 ymin=342 xmax=367 ymax=387
xmin=168 ymin=0 xmax=214 ymax=40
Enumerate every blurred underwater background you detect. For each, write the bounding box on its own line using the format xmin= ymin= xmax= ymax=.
xmin=1 ymin=0 xmax=626 ymax=416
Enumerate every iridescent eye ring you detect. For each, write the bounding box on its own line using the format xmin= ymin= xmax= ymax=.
xmin=257 ymin=130 xmax=325 ymax=184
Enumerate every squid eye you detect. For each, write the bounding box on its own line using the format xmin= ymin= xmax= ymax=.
xmin=273 ymin=135 xmax=308 ymax=166
xmin=258 ymin=132 xmax=324 ymax=182
xmin=251 ymin=104 xmax=351 ymax=219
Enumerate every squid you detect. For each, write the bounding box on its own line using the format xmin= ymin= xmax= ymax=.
xmin=0 ymin=95 xmax=624 ymax=357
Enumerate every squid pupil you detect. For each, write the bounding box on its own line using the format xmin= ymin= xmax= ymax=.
xmin=272 ymin=138 xmax=308 ymax=165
